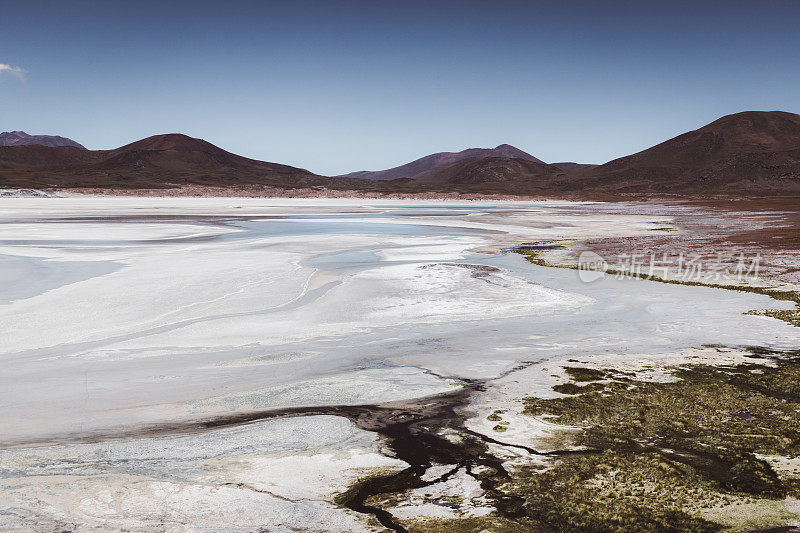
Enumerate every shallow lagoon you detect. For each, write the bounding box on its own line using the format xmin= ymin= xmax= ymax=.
xmin=1 ymin=198 xmax=797 ymax=443
xmin=1 ymin=197 xmax=798 ymax=530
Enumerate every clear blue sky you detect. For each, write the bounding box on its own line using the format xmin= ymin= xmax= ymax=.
xmin=2 ymin=1 xmax=798 ymax=175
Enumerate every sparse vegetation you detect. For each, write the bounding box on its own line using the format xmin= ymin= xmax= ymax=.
xmin=515 ymin=243 xmax=566 ymax=266
xmin=748 ymin=307 xmax=800 ymax=327
xmin=336 ymin=352 xmax=800 ymax=532
xmin=517 ymin=355 xmax=800 ymax=531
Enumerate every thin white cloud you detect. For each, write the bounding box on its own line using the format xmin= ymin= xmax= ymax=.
xmin=0 ymin=64 xmax=27 ymax=81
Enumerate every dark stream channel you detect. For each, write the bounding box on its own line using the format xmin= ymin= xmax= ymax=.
xmin=143 ymin=377 xmax=586 ymax=532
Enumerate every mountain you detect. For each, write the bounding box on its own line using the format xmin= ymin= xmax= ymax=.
xmin=339 ymin=144 xmax=545 ymax=181
xmin=411 ymin=157 xmax=563 ymax=192
xmin=379 ymin=111 xmax=800 ymax=195
xmin=576 ymin=111 xmax=800 ymax=193
xmin=0 ymin=131 xmax=86 ymax=149
xmin=4 ymin=111 xmax=800 ymax=195
xmin=0 ymin=133 xmax=342 ymax=189
xmin=0 ymin=145 xmax=95 ymax=172
xmin=95 ymin=134 xmax=286 ymax=174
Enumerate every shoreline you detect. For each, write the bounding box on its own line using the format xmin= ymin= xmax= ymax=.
xmin=50 ymin=186 xmax=554 ymax=201
xmin=6 ymin=185 xmax=800 ymax=204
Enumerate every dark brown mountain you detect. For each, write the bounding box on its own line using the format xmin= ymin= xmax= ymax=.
xmin=576 ymin=111 xmax=800 ymax=194
xmin=381 ymin=111 xmax=800 ymax=196
xmin=0 ymin=133 xmax=344 ymax=189
xmin=4 ymin=111 xmax=800 ymax=195
xmin=94 ymin=134 xmax=294 ymax=175
xmin=0 ymin=145 xmax=95 ymax=171
xmin=0 ymin=131 xmax=86 ymax=149
xmin=339 ymin=144 xmax=545 ymax=181
xmin=387 ymin=157 xmax=566 ymax=194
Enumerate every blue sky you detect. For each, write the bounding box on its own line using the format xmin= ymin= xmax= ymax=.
xmin=1 ymin=1 xmax=799 ymax=175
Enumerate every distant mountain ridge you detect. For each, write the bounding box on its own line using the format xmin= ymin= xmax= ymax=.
xmin=338 ymin=144 xmax=545 ymax=181
xmin=94 ymin=134 xmax=271 ymax=173
xmin=2 ymin=111 xmax=800 ymax=195
xmin=0 ymin=131 xmax=85 ymax=149
xmin=361 ymin=111 xmax=800 ymax=195
xmin=415 ymin=157 xmax=564 ymax=190
xmin=574 ymin=110 xmax=800 ymax=193
xmin=0 ymin=133 xmax=341 ymax=189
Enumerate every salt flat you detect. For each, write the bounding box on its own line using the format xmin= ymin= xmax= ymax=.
xmin=1 ymin=197 xmax=799 ymax=531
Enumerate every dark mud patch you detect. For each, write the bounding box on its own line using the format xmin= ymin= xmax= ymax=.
xmin=327 ymin=381 xmax=599 ymax=532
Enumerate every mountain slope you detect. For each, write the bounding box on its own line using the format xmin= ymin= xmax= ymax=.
xmin=382 ymin=111 xmax=800 ymax=195
xmin=340 ymin=144 xmax=545 ymax=181
xmin=0 ymin=133 xmax=340 ymax=189
xmin=0 ymin=131 xmax=86 ymax=149
xmin=395 ymin=157 xmax=565 ymax=193
xmin=95 ymin=134 xmax=278 ymax=173
xmin=577 ymin=111 xmax=800 ymax=193
xmin=0 ymin=145 xmax=95 ymax=171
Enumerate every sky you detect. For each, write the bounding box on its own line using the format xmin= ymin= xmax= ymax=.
xmin=1 ymin=1 xmax=799 ymax=175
